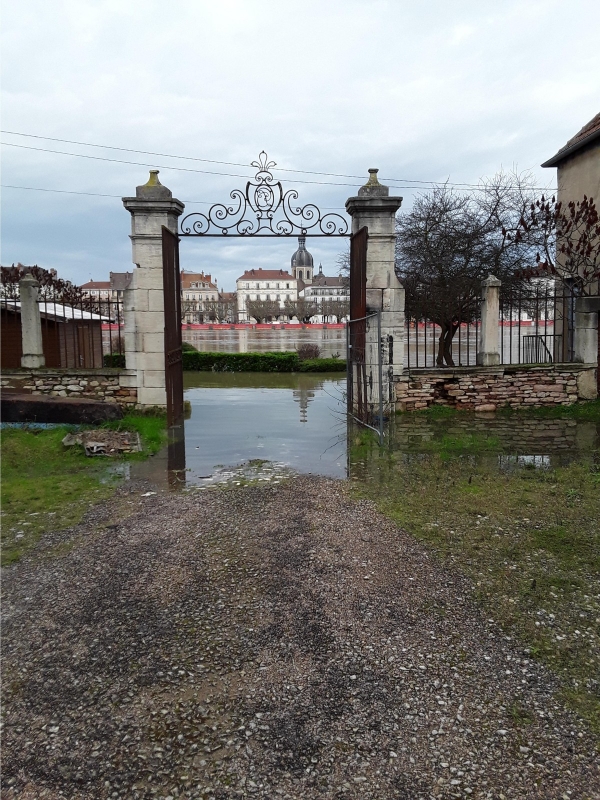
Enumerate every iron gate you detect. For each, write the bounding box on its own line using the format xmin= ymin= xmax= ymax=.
xmin=347 ymin=227 xmax=383 ymax=439
xmin=161 ymin=226 xmax=184 ymax=427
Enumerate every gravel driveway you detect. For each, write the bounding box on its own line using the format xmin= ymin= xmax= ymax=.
xmin=2 ymin=477 xmax=599 ymax=799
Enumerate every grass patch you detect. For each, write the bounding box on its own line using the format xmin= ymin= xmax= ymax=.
xmin=349 ymin=432 xmax=600 ymax=732
xmin=1 ymin=414 xmax=167 ymax=565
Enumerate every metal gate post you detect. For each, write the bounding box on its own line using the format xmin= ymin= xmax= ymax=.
xmin=377 ymin=311 xmax=383 ymax=443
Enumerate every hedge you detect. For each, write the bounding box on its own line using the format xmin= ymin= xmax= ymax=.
xmin=297 ymin=358 xmax=346 ymax=372
xmin=181 ymin=351 xmax=346 ymax=373
xmin=102 ymin=351 xmax=347 ymax=372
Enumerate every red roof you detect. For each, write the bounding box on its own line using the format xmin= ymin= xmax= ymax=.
xmin=542 ymin=112 xmax=600 ymax=168
xmin=237 ymin=268 xmax=295 ymax=281
xmin=81 ymin=281 xmax=110 ymax=290
xmin=181 ymin=271 xmax=217 ymax=290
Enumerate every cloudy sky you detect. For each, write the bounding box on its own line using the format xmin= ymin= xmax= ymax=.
xmin=2 ymin=0 xmax=599 ymax=291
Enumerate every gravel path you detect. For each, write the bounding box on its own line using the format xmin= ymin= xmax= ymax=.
xmin=2 ymin=477 xmax=599 ymax=799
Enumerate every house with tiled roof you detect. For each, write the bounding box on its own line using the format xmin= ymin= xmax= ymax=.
xmin=300 ymin=263 xmax=349 ymax=322
xmin=236 ymin=268 xmax=298 ymax=321
xmin=180 ymin=270 xmax=219 ymax=323
xmin=542 ymin=112 xmax=600 ymax=204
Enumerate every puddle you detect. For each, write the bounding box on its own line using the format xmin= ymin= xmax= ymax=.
xmin=131 ymin=372 xmax=347 ymax=489
xmin=349 ymin=412 xmax=600 ymax=481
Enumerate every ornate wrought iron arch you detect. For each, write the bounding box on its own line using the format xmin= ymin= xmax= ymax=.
xmin=179 ymin=152 xmax=350 ymax=238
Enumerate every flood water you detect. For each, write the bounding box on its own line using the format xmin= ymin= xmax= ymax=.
xmin=182 ymin=327 xmax=347 ymax=359
xmin=132 ymin=373 xmax=599 ymax=488
xmin=132 ymin=372 xmax=348 ymax=487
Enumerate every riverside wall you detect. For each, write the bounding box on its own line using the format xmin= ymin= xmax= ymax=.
xmin=1 ymin=369 xmax=138 ymax=407
xmin=395 ymin=363 xmax=597 ymax=412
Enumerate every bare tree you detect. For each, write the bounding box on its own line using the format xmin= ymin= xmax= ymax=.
xmin=321 ymin=298 xmax=350 ymax=322
xmin=246 ymin=298 xmax=283 ymax=323
xmin=395 ymin=172 xmax=538 ymax=365
xmin=284 ymin=297 xmax=318 ymax=323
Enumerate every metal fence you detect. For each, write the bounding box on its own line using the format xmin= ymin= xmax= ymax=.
xmin=0 ymin=287 xmax=124 ymax=370
xmin=405 ymin=317 xmax=480 ymax=368
xmin=498 ymin=282 xmax=575 ymax=366
xmin=404 ymin=281 xmax=585 ymax=369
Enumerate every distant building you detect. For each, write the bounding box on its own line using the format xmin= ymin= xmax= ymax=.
xmin=81 ymin=272 xmax=132 ymax=302
xmin=290 ymin=236 xmax=314 ymax=289
xmin=236 ymin=268 xmax=297 ymax=322
xmin=180 ymin=271 xmax=219 ymax=323
xmin=300 ymin=263 xmax=349 ymax=321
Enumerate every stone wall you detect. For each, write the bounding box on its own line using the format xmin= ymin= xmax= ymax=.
xmin=395 ymin=363 xmax=597 ymax=412
xmin=1 ymin=369 xmax=138 ymax=407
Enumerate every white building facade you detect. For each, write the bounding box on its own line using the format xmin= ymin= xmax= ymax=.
xmin=236 ymin=268 xmax=298 ymax=321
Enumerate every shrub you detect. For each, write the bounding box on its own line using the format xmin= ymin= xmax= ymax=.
xmin=182 ymin=351 xmax=300 ymax=372
xmin=297 ymin=343 xmax=321 ymax=360
xmin=103 ymin=353 xmax=125 ymax=368
xmin=297 ymin=358 xmax=346 ymax=372
xmin=181 ymin=341 xmax=198 ymax=352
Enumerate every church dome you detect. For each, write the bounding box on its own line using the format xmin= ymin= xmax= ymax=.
xmin=291 ymin=236 xmax=314 ymax=268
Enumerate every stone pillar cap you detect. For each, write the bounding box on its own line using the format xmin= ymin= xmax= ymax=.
xmin=358 ymin=168 xmax=389 ymax=197
xmin=482 ymin=273 xmax=502 ymax=286
xmin=136 ymin=170 xmax=173 ymax=200
xmin=19 ymin=272 xmax=40 ymax=287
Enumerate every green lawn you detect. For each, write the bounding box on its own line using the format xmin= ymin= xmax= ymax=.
xmin=350 ymin=403 xmax=600 ymax=732
xmin=1 ymin=414 xmax=166 ymax=566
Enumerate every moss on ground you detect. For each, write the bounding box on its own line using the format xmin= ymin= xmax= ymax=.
xmin=1 ymin=415 xmax=167 ymax=566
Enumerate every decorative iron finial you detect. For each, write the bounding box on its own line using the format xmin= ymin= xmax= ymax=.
xmin=179 ymin=151 xmax=349 ymax=236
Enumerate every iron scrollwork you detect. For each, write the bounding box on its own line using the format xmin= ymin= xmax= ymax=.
xmin=179 ymin=152 xmax=349 ymax=237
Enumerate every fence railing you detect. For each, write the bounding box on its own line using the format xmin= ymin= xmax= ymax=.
xmin=0 ymin=290 xmax=124 ymax=370
xmin=403 ymin=281 xmax=584 ymax=369
xmin=405 ymin=317 xmax=480 ymax=368
xmin=498 ymin=283 xmax=576 ymax=366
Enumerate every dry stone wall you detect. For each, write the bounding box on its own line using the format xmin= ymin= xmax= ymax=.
xmin=1 ymin=369 xmax=137 ymax=407
xmin=395 ymin=363 xmax=597 ymax=412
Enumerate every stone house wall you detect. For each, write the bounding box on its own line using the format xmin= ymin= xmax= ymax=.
xmin=395 ymin=363 xmax=597 ymax=412
xmin=1 ymin=369 xmax=137 ymax=407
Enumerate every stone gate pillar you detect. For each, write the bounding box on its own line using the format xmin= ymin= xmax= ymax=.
xmin=19 ymin=273 xmax=45 ymax=368
xmin=122 ymin=171 xmax=184 ymax=407
xmin=346 ymin=170 xmax=404 ymax=407
xmin=477 ymin=274 xmax=501 ymax=366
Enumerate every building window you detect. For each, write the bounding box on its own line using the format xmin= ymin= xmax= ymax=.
xmin=286 ymin=283 xmax=290 ymax=289
xmin=246 ymin=283 xmax=249 ymax=289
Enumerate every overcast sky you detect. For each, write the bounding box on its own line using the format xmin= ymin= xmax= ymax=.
xmin=2 ymin=0 xmax=599 ymax=291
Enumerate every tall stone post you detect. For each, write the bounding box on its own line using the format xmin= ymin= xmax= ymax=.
xmin=122 ymin=171 xmax=184 ymax=407
xmin=574 ymin=297 xmax=599 ymax=363
xmin=345 ymin=170 xmax=403 ymax=412
xmin=477 ymin=274 xmax=501 ymax=366
xmin=19 ymin=273 xmax=45 ymax=368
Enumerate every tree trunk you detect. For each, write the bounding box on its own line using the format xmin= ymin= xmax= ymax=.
xmin=436 ymin=321 xmax=459 ymax=366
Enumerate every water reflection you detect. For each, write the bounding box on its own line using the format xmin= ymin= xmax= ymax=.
xmin=349 ymin=412 xmax=600 ymax=481
xmin=133 ymin=372 xmax=347 ymax=488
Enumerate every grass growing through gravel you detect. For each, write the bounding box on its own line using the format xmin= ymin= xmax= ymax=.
xmin=1 ymin=414 xmax=167 ymax=566
xmin=349 ymin=410 xmax=600 ymax=733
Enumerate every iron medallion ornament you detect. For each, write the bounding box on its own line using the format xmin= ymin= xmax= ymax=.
xmin=179 ymin=151 xmax=349 ymax=237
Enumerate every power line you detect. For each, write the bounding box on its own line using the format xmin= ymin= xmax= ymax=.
xmin=1 ymin=142 xmax=458 ymax=190
xmin=0 ymin=183 xmax=347 ymax=210
xmin=1 ymin=129 xmax=477 ymax=187
xmin=1 ymin=130 xmax=556 ymax=192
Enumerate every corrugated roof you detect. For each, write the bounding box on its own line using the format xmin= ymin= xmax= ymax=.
xmin=542 ymin=112 xmax=600 ymax=168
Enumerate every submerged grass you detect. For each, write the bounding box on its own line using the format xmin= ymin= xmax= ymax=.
xmin=349 ymin=423 xmax=600 ymax=733
xmin=1 ymin=414 xmax=167 ymax=565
